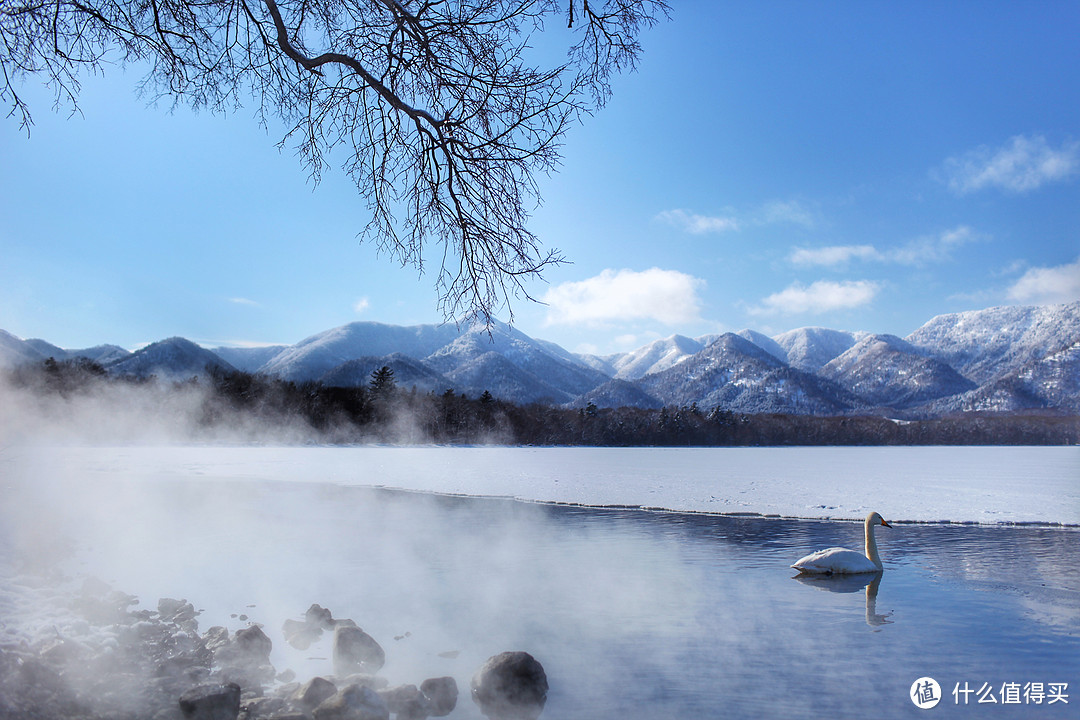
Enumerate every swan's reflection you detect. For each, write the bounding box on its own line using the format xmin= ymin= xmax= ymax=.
xmin=793 ymin=571 xmax=894 ymax=628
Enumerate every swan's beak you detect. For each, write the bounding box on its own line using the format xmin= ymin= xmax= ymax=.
xmin=881 ymin=519 xmax=892 ymax=528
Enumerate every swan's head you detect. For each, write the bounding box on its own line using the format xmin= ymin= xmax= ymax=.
xmin=867 ymin=511 xmax=891 ymax=528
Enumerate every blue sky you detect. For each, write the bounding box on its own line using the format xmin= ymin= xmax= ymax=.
xmin=2 ymin=1 xmax=1079 ymax=355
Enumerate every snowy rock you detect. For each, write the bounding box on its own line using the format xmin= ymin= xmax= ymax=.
xmin=333 ymin=627 xmax=385 ymax=676
xmin=420 ymin=677 xmax=458 ymax=717
xmin=203 ymin=626 xmax=231 ymax=654
xmin=243 ymin=695 xmax=286 ymax=717
xmin=282 ymin=604 xmax=343 ymax=650
xmin=335 ymin=674 xmax=389 ymax=692
xmin=292 ymin=677 xmax=338 ymax=711
xmin=306 ymin=603 xmax=336 ymax=629
xmin=234 ymin=626 xmax=272 ymax=659
xmin=178 ymin=682 xmax=242 ymax=720
xmin=470 ymin=652 xmax=548 ymax=720
xmin=282 ymin=618 xmax=321 ymax=650
xmin=215 ymin=626 xmax=275 ymax=690
xmin=312 ymin=683 xmax=390 ymax=720
xmin=378 ymin=684 xmax=428 ymax=720
xmin=159 ymin=598 xmax=200 ymax=626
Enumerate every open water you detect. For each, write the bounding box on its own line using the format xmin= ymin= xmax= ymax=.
xmin=2 ymin=459 xmax=1078 ymax=719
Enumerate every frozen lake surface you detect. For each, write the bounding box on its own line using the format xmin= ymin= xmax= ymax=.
xmin=1 ymin=445 xmax=1078 ymax=718
xmin=8 ymin=444 xmax=1078 ymax=524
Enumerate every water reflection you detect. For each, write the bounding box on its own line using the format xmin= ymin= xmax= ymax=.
xmin=3 ymin=476 xmax=1078 ymax=719
xmin=793 ymin=571 xmax=894 ymax=628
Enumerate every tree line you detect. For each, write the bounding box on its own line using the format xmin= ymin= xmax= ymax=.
xmin=6 ymin=357 xmax=1078 ymax=446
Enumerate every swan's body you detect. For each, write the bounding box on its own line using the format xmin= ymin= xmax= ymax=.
xmin=792 ymin=512 xmax=891 ymax=575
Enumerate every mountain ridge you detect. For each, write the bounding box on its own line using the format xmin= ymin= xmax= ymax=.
xmin=3 ymin=302 xmax=1077 ymax=417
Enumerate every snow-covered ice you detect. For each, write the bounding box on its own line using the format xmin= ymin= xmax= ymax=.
xmin=7 ymin=444 xmax=1077 ymax=526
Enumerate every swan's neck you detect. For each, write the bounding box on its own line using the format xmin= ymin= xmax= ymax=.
xmin=864 ymin=519 xmax=883 ymax=569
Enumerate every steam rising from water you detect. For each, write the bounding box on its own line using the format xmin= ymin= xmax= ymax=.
xmin=0 ymin=368 xmax=514 ymax=446
xmin=0 ymin=439 xmax=702 ymax=718
xmin=0 ymin=371 xmax=314 ymax=445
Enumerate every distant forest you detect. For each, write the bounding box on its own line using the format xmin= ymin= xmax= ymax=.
xmin=6 ymin=357 xmax=1079 ymax=446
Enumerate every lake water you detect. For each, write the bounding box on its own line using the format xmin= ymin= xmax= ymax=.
xmin=2 ymin=450 xmax=1078 ymax=719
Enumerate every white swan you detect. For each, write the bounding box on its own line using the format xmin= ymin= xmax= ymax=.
xmin=792 ymin=512 xmax=892 ymax=574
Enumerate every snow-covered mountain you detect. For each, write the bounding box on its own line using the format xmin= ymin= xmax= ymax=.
xmin=614 ymin=334 xmax=859 ymax=415
xmin=820 ymin=334 xmax=977 ymax=410
xmin=319 ymin=353 xmax=452 ymax=393
xmin=3 ymin=302 xmax=1077 ymax=416
xmin=905 ymin=302 xmax=1080 ymax=384
xmin=932 ymin=337 xmax=1080 ymax=414
xmin=607 ymin=334 xmax=708 ymax=380
xmin=73 ymin=344 xmax=132 ymax=365
xmin=259 ymin=322 xmax=462 ymax=381
xmin=575 ymin=379 xmax=664 ymax=410
xmin=227 ymin=319 xmax=606 ymax=404
xmin=773 ymin=327 xmax=868 ymax=371
xmin=211 ymin=345 xmax=288 ymax=373
xmin=0 ymin=330 xmax=47 ymax=368
xmin=0 ymin=331 xmax=131 ymax=368
xmin=106 ymin=337 xmax=236 ymax=381
xmin=423 ymin=322 xmax=608 ymax=399
xmin=734 ymin=329 xmax=788 ymax=363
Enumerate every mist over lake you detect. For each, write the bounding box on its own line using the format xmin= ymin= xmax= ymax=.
xmin=2 ymin=446 xmax=1077 ymax=718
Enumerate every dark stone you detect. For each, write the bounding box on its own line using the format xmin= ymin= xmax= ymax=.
xmin=0 ymin=648 xmax=87 ymax=718
xmin=214 ymin=625 xmax=275 ymax=690
xmin=203 ymin=626 xmax=231 ymax=654
xmin=420 ymin=677 xmax=458 ymax=717
xmin=332 ymin=627 xmax=385 ymax=676
xmin=178 ymin=682 xmax=242 ymax=720
xmin=159 ymin=598 xmax=199 ymax=625
xmin=292 ymin=677 xmax=338 ymax=711
xmin=282 ymin=618 xmax=321 ymax=650
xmin=234 ymin=626 xmax=272 ymax=661
xmin=335 ymin=674 xmax=388 ymax=691
xmin=306 ymin=604 xmax=336 ymax=629
xmin=243 ymin=696 xmax=285 ymax=718
xmin=313 ymin=683 xmax=389 ymax=720
xmin=377 ymin=684 xmax=427 ymax=720
xmin=470 ymin=652 xmax=548 ymax=720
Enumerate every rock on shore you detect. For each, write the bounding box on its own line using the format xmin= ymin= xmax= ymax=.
xmin=0 ymin=578 xmax=550 ymax=720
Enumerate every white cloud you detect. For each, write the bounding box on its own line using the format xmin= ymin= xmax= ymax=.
xmin=941 ymin=135 xmax=1080 ymax=194
xmin=757 ymin=199 xmax=815 ymax=227
xmin=228 ymin=297 xmax=260 ymax=307
xmin=790 ymin=226 xmax=977 ymax=268
xmin=543 ymin=268 xmax=705 ymax=325
xmin=749 ymin=280 xmax=880 ymax=316
xmin=1006 ymin=258 xmax=1080 ymax=305
xmin=790 ymin=245 xmax=880 ymax=267
xmin=353 ymin=297 xmax=371 ymax=314
xmin=887 ymin=225 xmax=977 ymax=265
xmin=655 ymin=209 xmax=739 ymax=234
